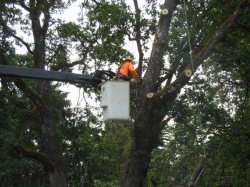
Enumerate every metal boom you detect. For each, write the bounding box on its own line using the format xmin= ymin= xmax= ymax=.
xmin=0 ymin=65 xmax=115 ymax=87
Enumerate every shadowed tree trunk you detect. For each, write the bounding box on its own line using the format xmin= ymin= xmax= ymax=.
xmin=29 ymin=1 xmax=67 ymax=186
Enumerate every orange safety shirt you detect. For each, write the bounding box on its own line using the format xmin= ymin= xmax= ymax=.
xmin=118 ymin=62 xmax=139 ymax=80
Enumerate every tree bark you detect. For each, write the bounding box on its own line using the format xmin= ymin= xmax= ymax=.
xmin=122 ymin=1 xmax=180 ymax=186
xmin=121 ymin=0 xmax=248 ymax=186
xmin=188 ymin=155 xmax=206 ymax=186
xmin=29 ymin=1 xmax=67 ymax=186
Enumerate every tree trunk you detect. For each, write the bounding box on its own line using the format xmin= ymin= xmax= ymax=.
xmin=29 ymin=2 xmax=67 ymax=186
xmin=122 ymin=100 xmax=166 ymax=186
xmin=38 ymin=102 xmax=67 ymax=187
xmin=188 ymin=155 xmax=206 ymax=186
xmin=122 ymin=0 xmax=180 ymax=185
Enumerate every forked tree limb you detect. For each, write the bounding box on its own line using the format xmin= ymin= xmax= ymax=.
xmin=147 ymin=0 xmax=248 ymax=100
xmin=14 ymin=146 xmax=55 ymax=172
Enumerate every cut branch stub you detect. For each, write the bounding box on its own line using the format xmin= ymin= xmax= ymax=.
xmin=185 ymin=68 xmax=192 ymax=77
xmin=161 ymin=9 xmax=169 ymax=15
xmin=146 ymin=92 xmax=155 ymax=98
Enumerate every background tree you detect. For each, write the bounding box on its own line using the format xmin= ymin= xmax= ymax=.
xmin=0 ymin=0 xmax=74 ymax=186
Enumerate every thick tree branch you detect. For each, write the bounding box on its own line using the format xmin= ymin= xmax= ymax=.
xmin=0 ymin=49 xmax=45 ymax=109
xmin=50 ymin=60 xmax=89 ymax=71
xmin=149 ymin=0 xmax=248 ymax=100
xmin=0 ymin=16 xmax=33 ymax=54
xmin=191 ymin=0 xmax=248 ymax=71
xmin=142 ymin=0 xmax=180 ymax=95
xmin=15 ymin=146 xmax=55 ymax=172
xmin=42 ymin=4 xmax=50 ymax=34
xmin=13 ymin=79 xmax=45 ymax=107
xmin=188 ymin=154 xmax=206 ymax=186
xmin=92 ymin=0 xmax=104 ymax=7
xmin=48 ymin=43 xmax=92 ymax=71
xmin=10 ymin=33 xmax=33 ymax=55
xmin=133 ymin=0 xmax=144 ymax=78
xmin=18 ymin=0 xmax=30 ymax=11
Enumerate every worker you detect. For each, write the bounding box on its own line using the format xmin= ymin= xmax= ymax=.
xmin=116 ymin=58 xmax=139 ymax=81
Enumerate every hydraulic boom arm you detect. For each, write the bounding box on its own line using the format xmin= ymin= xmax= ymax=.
xmin=0 ymin=65 xmax=116 ymax=87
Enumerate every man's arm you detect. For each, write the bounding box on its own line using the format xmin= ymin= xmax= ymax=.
xmin=129 ymin=63 xmax=139 ymax=80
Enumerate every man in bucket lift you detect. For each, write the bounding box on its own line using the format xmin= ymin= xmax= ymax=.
xmin=116 ymin=58 xmax=139 ymax=81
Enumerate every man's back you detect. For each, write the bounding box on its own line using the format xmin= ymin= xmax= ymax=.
xmin=118 ymin=61 xmax=138 ymax=80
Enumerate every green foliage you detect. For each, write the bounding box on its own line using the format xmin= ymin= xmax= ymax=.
xmin=58 ymin=22 xmax=83 ymax=41
xmin=147 ymin=1 xmax=250 ymax=185
xmin=0 ymin=0 xmax=249 ymax=186
xmin=148 ymin=77 xmax=250 ymax=186
xmin=86 ymin=1 xmax=132 ymax=65
xmin=0 ymin=87 xmax=40 ymax=186
xmin=60 ymin=108 xmax=131 ymax=186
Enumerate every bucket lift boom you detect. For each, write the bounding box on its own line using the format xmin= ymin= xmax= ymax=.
xmin=0 ymin=64 xmax=116 ymax=87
